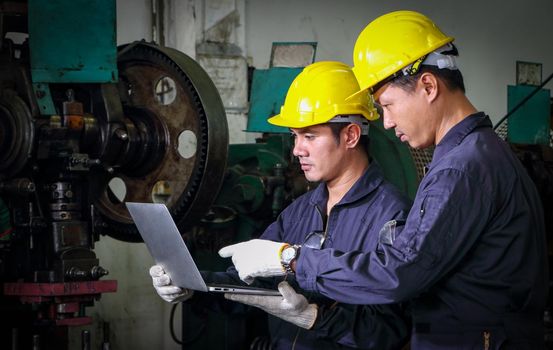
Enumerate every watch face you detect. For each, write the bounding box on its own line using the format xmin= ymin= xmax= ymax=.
xmin=281 ymin=247 xmax=296 ymax=262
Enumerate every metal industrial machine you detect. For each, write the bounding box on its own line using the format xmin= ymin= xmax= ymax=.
xmin=0 ymin=1 xmax=229 ymax=348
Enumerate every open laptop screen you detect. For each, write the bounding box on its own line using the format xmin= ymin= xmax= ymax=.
xmin=126 ymin=202 xmax=281 ymax=296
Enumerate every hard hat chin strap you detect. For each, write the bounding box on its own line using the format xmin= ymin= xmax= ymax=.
xmin=401 ymin=43 xmax=458 ymax=76
xmin=422 ymin=46 xmax=458 ymax=70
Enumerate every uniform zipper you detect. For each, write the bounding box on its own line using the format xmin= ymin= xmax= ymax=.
xmin=483 ymin=330 xmax=490 ymax=350
xmin=315 ymin=205 xmax=329 ymax=246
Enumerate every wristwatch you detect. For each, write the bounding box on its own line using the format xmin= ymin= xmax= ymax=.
xmin=280 ymin=244 xmax=300 ymax=274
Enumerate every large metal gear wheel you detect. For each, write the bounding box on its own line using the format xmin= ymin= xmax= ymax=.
xmin=94 ymin=42 xmax=228 ymax=242
xmin=0 ymin=89 xmax=34 ymax=180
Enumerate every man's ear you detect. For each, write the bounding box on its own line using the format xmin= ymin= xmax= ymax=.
xmin=418 ymin=72 xmax=439 ymax=102
xmin=343 ymin=123 xmax=362 ymax=149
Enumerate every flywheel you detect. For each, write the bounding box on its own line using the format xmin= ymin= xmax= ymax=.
xmin=0 ymin=89 xmax=34 ymax=180
xmin=94 ymin=42 xmax=228 ymax=242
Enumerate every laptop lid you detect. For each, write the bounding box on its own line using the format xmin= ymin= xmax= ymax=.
xmin=126 ymin=202 xmax=208 ymax=292
xmin=126 ymin=202 xmax=281 ymax=296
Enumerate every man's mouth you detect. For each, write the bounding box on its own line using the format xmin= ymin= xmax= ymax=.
xmin=396 ymin=132 xmax=407 ymax=142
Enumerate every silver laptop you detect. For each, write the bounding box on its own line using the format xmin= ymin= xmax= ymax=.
xmin=126 ymin=202 xmax=281 ymax=296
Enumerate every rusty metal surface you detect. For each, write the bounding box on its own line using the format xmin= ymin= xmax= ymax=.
xmin=94 ymin=42 xmax=228 ymax=241
xmin=0 ymin=89 xmax=34 ymax=180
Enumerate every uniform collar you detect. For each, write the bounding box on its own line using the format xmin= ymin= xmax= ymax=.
xmin=309 ymin=160 xmax=384 ymax=209
xmin=430 ymin=112 xmax=491 ymax=165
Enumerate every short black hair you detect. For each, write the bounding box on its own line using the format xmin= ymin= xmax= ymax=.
xmin=390 ymin=65 xmax=466 ymax=93
xmin=327 ymin=122 xmax=369 ymax=153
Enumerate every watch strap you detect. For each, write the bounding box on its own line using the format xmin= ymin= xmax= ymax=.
xmin=280 ymin=244 xmax=300 ymax=274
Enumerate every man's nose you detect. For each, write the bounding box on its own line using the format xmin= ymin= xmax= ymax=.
xmin=382 ymin=113 xmax=396 ymax=130
xmin=293 ymin=140 xmax=307 ymax=157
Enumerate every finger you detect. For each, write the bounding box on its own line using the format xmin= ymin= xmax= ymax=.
xmin=224 ymin=293 xmax=245 ymax=302
xmin=238 ymin=270 xmax=254 ymax=285
xmin=156 ymin=285 xmax=182 ymax=295
xmin=149 ymin=265 xmax=164 ymax=277
xmin=152 ymin=274 xmax=171 ymax=287
xmin=218 ymin=243 xmax=240 ymax=258
xmin=231 ymin=254 xmax=239 ymax=268
xmin=162 ymin=293 xmax=187 ymax=303
xmin=224 ymin=293 xmax=266 ymax=307
xmin=277 ymin=281 xmax=296 ymax=301
xmin=219 ymin=240 xmax=259 ymax=257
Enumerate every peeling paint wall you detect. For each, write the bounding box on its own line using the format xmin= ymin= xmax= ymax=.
xmin=193 ymin=0 xmax=258 ymax=144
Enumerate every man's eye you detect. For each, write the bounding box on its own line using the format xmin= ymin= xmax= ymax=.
xmin=305 ymin=135 xmax=315 ymax=140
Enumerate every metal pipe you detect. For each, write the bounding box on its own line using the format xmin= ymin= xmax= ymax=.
xmin=81 ymin=330 xmax=90 ymax=350
xmin=11 ymin=328 xmax=17 ymax=350
xmin=32 ymin=334 xmax=40 ymax=350
xmin=101 ymin=322 xmax=111 ymax=350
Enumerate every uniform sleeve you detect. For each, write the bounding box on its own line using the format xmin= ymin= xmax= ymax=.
xmin=312 ymin=302 xmax=411 ymax=349
xmin=295 ymin=168 xmax=493 ymax=304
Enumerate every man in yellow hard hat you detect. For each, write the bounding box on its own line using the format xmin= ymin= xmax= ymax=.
xmin=219 ymin=11 xmax=547 ymax=350
xmin=151 ymin=61 xmax=412 ymax=349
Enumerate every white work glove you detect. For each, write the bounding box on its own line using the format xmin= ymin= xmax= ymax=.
xmin=225 ymin=281 xmax=318 ymax=329
xmin=149 ymin=265 xmax=193 ymax=303
xmin=218 ymin=239 xmax=286 ymax=284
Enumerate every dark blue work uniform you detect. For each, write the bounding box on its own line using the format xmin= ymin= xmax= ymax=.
xmin=295 ymin=113 xmax=548 ymax=349
xmin=206 ymin=163 xmax=412 ymax=349
xmin=261 ymin=163 xmax=412 ymax=350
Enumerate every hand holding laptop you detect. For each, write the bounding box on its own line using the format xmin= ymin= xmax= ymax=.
xmin=150 ymin=265 xmax=193 ymax=303
xmin=127 ymin=202 xmax=281 ymax=297
xmin=225 ymin=281 xmax=318 ymax=329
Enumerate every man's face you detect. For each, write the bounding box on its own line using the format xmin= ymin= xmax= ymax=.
xmin=374 ymin=81 xmax=435 ymax=149
xmin=291 ymin=124 xmax=345 ymax=183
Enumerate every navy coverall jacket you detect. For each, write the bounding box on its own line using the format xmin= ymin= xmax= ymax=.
xmin=205 ymin=163 xmax=412 ymax=349
xmin=295 ymin=113 xmax=548 ymax=349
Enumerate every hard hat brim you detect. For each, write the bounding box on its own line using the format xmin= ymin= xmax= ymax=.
xmin=267 ymin=114 xmax=306 ymax=129
xmin=345 ymin=88 xmax=368 ymax=102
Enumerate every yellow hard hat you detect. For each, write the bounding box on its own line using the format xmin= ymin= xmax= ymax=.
xmin=350 ymin=10 xmax=454 ymax=97
xmin=268 ymin=61 xmax=379 ymax=129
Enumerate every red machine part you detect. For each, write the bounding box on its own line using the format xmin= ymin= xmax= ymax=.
xmin=3 ymin=280 xmax=117 ymax=326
